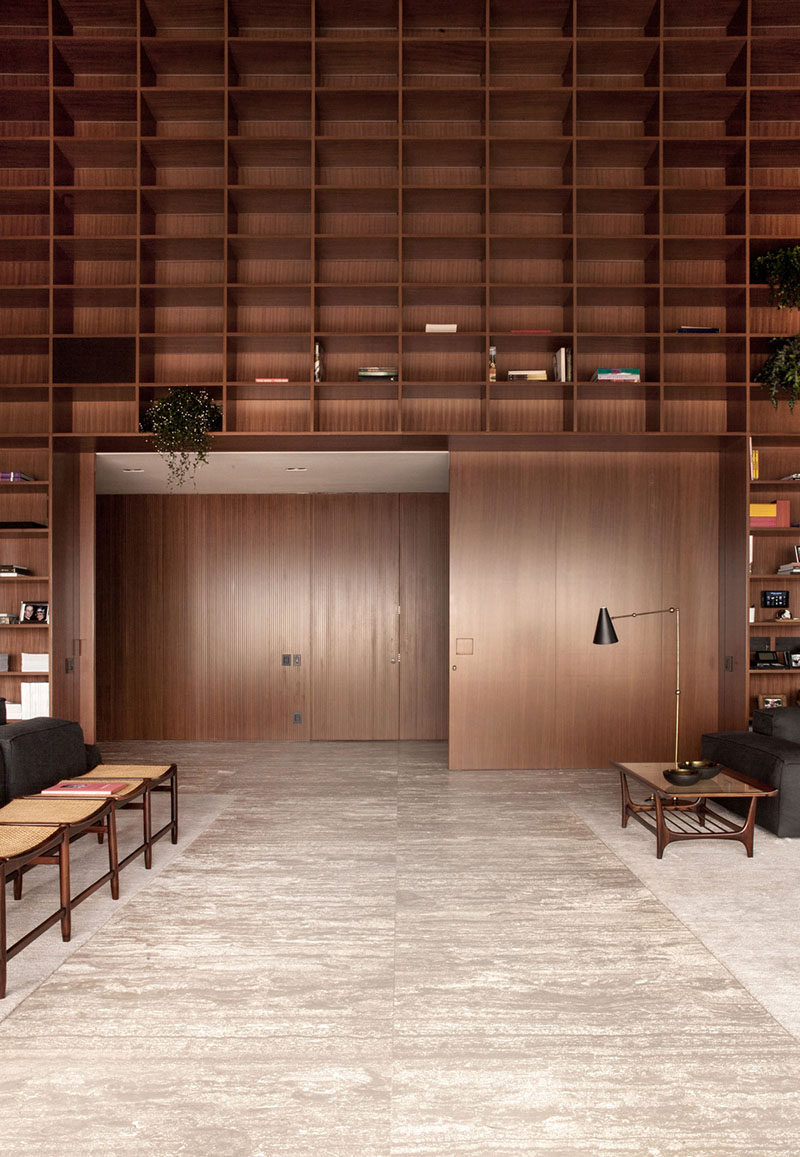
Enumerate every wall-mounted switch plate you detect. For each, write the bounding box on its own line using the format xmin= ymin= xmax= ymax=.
xmin=293 ymin=653 xmax=301 ymax=666
xmin=292 ymin=712 xmax=302 ymax=724
xmin=282 ymin=654 xmax=291 ymax=666
xmin=65 ymin=657 xmax=74 ymax=673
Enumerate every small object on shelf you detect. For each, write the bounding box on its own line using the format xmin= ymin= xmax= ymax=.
xmin=19 ymin=601 xmax=48 ymax=624
xmin=762 ymin=590 xmax=790 ymax=608
xmin=759 ymin=693 xmax=788 ymax=710
xmin=780 ymin=474 xmax=800 ymax=481
xmin=20 ymin=680 xmax=48 ymax=717
xmin=357 ymin=367 xmax=398 ymax=381
xmin=0 ymin=654 xmax=7 ymax=672
xmin=777 ymin=608 xmax=795 ymax=620
xmin=5 ymin=702 xmax=22 ymax=720
xmin=0 ymin=566 xmax=31 ymax=576
xmin=750 ymin=440 xmax=759 ymax=480
xmin=776 ymin=564 xmax=800 ymax=574
xmin=676 ymin=326 xmax=720 ymax=334
xmin=488 ymin=345 xmax=496 ymax=382
xmin=314 ymin=341 xmax=323 ymax=383
xmin=254 ymin=378 xmax=289 ymax=383
xmin=0 ymin=472 xmax=34 ymax=482
xmin=750 ymin=500 xmax=791 ymax=528
xmin=507 ymin=370 xmax=547 ymax=381
xmin=591 ymin=368 xmax=642 ymax=382
xmin=552 ymin=346 xmax=572 ymax=383
xmin=425 ymin=323 xmax=457 ymax=333
xmin=21 ymin=652 xmax=48 ymax=673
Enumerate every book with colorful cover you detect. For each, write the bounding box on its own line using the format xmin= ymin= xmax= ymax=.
xmin=40 ymin=780 xmax=128 ymax=797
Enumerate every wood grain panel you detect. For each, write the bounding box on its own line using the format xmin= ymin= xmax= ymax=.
xmin=311 ymin=494 xmax=399 ymax=740
xmin=399 ymin=494 xmax=448 ymax=740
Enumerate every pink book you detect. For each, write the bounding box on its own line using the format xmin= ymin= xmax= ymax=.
xmin=40 ymin=780 xmax=128 ymax=797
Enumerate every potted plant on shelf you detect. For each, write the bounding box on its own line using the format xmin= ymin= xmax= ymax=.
xmin=754 ymin=336 xmax=800 ymax=411
xmin=752 ymin=245 xmax=800 ymax=310
xmin=140 ymin=387 xmax=222 ymax=489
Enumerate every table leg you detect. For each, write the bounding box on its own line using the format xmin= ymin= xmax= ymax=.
xmin=619 ymin=770 xmax=632 ymax=828
xmin=742 ymin=796 xmax=757 ymax=857
xmin=654 ymin=794 xmax=669 ymax=859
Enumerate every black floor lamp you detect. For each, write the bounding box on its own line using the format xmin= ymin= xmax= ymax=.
xmin=593 ymin=605 xmax=681 ymax=768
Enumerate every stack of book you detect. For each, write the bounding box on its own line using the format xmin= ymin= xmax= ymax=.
xmin=777 ymin=563 xmax=800 ymax=575
xmin=507 ymin=370 xmax=548 ymax=381
xmin=750 ymin=500 xmax=791 ymax=527
xmin=357 ymin=367 xmax=398 ymax=381
xmin=425 ymin=323 xmax=457 ymax=333
xmin=0 ymin=471 xmax=34 ymax=482
xmin=20 ymin=681 xmax=49 ymax=718
xmin=0 ymin=565 xmax=31 ymax=577
xmin=676 ymin=325 xmax=720 ymax=334
xmin=591 ymin=368 xmax=642 ymax=382
xmin=552 ymin=347 xmax=572 ymax=382
xmin=21 ymin=652 xmax=49 ymax=673
xmin=5 ymin=702 xmax=22 ymax=720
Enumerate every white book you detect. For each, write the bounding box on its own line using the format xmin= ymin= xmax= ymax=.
xmin=21 ymin=681 xmax=49 ymax=719
xmin=21 ymin=652 xmax=49 ymax=672
xmin=5 ymin=702 xmax=22 ymax=720
xmin=552 ymin=347 xmax=567 ymax=382
xmin=425 ymin=323 xmax=457 ymax=333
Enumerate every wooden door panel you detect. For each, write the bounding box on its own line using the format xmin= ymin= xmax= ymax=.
xmin=399 ymin=493 xmax=448 ymax=740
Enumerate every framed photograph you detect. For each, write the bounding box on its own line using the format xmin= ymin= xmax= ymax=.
xmin=791 ymin=653 xmax=800 ymax=668
xmin=758 ymin=694 xmax=788 ymax=709
xmin=0 ymin=613 xmax=8 ymax=625
xmin=19 ymin=601 xmax=48 ymax=624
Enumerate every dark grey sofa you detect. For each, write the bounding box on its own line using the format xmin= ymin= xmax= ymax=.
xmin=0 ymin=717 xmax=101 ymax=806
xmin=702 ymin=708 xmax=800 ymax=837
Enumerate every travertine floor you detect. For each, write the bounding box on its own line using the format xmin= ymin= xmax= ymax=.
xmin=1 ymin=740 xmax=799 ymax=1156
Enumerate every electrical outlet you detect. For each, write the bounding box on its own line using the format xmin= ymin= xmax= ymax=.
xmin=281 ymin=654 xmax=291 ymax=666
xmin=293 ymin=653 xmax=301 ymax=666
xmin=292 ymin=712 xmax=302 ymax=724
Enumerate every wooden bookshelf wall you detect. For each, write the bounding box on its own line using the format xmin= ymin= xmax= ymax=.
xmin=0 ymin=0 xmax=798 ymax=443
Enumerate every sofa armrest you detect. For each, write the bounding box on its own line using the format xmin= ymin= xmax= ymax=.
xmin=702 ymin=730 xmax=800 ymax=837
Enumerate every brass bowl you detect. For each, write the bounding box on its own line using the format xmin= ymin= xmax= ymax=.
xmin=678 ymin=759 xmax=722 ymax=779
xmin=664 ymin=769 xmax=702 ymax=786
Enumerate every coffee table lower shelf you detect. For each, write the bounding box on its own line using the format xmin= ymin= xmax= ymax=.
xmin=612 ymin=762 xmax=778 ymax=858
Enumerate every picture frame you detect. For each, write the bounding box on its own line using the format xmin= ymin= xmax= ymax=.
xmin=791 ymin=653 xmax=800 ymax=669
xmin=19 ymin=601 xmax=48 ymax=624
xmin=758 ymin=694 xmax=788 ymax=709
xmin=0 ymin=613 xmax=9 ymax=625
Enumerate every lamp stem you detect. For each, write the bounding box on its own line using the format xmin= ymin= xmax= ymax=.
xmin=674 ymin=607 xmax=680 ymax=768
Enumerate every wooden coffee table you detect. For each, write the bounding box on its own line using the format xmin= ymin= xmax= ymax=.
xmin=611 ymin=762 xmax=778 ymax=858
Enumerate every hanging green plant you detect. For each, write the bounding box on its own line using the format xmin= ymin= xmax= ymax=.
xmin=755 ymin=336 xmax=800 ymax=411
xmin=752 ymin=245 xmax=800 ymax=310
xmin=140 ymin=387 xmax=222 ymax=489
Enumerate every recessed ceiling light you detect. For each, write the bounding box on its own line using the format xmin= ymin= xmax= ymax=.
xmin=286 ymin=466 xmax=308 ymax=472
xmin=123 ymin=468 xmax=144 ymax=473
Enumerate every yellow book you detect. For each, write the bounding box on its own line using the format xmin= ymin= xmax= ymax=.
xmin=749 ymin=503 xmax=777 ymax=517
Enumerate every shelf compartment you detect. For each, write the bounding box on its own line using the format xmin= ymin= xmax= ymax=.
xmin=750 ymin=390 xmax=800 ymax=436
xmin=751 ymin=39 xmax=800 ymax=87
xmin=0 ymin=530 xmax=47 ymax=575
xmin=489 ymin=0 xmax=573 ymax=39
xmin=0 ymin=190 xmax=49 ymax=239
xmin=140 ymin=40 xmax=224 ymax=88
xmin=0 ymin=289 xmax=47 ymax=336
xmin=750 ymin=91 xmax=800 ymax=139
xmin=402 ymin=334 xmax=484 ymax=382
xmin=404 ymin=140 xmax=483 ymax=187
xmin=661 ymin=91 xmax=746 ymax=139
xmin=489 ymin=42 xmax=572 ymax=92
xmin=576 ymin=40 xmax=659 ymax=86
xmin=661 ymin=385 xmax=744 ymax=434
xmin=141 ymin=0 xmax=224 ymax=39
xmin=402 ymin=42 xmax=485 ymax=89
xmin=663 ymin=0 xmax=747 ymax=37
xmin=490 ymin=237 xmax=572 ymax=285
xmin=53 ymin=91 xmax=137 ymax=139
xmin=228 ymin=236 xmax=310 ymax=285
xmin=0 ymin=142 xmax=49 ymax=188
xmin=405 ymin=92 xmax=484 ymax=139
xmin=315 ymin=335 xmax=398 ymax=382
xmin=490 ymin=140 xmax=570 ymax=188
xmin=403 ymin=285 xmax=483 ymax=333
xmin=751 ymin=0 xmax=800 ymax=38
xmin=489 ymin=285 xmax=570 ymax=334
xmin=403 ymin=0 xmax=484 ymax=37
xmin=0 ymin=489 xmax=48 ymax=528
xmin=53 ymin=141 xmax=137 ymax=188
xmin=315 ymin=382 xmax=398 ymax=434
xmin=140 ymin=189 xmax=225 ymax=237
xmin=663 ymin=287 xmax=745 ymax=334
xmin=227 ymin=336 xmax=309 ymax=384
xmin=402 ymin=236 xmax=484 ymax=285
xmin=749 ymin=447 xmax=800 ymax=482
xmin=490 ymin=189 xmax=572 ymax=238
xmin=139 ymin=286 xmax=224 ymax=335
xmin=0 ymin=384 xmax=49 ymax=427
xmin=575 ymin=189 xmax=658 ymax=237
xmin=661 ymin=189 xmax=746 ymax=237
xmin=229 ymin=188 xmax=310 ymax=237
xmin=53 ymin=336 xmax=136 ymax=383
xmin=316 ymin=140 xmax=397 ymax=187
xmin=229 ymin=42 xmax=312 ymax=90
xmin=490 ymin=92 xmax=571 ymax=139
xmin=141 ymin=91 xmax=225 ymax=139
xmin=226 ymin=383 xmax=311 ymax=432
xmin=54 ymin=189 xmax=138 ymax=237
xmin=576 ymin=91 xmax=658 ymax=137
xmin=139 ymin=336 xmax=224 ymax=383
xmin=0 ymin=90 xmax=49 ymax=138
xmin=316 ymin=92 xmax=398 ymax=138
xmin=750 ymin=142 xmax=800 ymax=190
xmin=662 ymin=141 xmax=745 ymax=188
xmin=317 ymin=189 xmax=398 ymax=236
xmin=663 ymin=238 xmax=746 ymax=286
xmin=229 ymin=91 xmax=311 ymax=139
xmin=750 ymin=287 xmax=800 ymax=336
xmin=575 ymin=141 xmax=658 ymax=188
xmin=228 ymin=285 xmax=311 ymax=334
xmin=0 ymin=239 xmax=49 ymax=286
xmin=54 ymin=233 xmax=136 ymax=285
xmin=53 ymin=287 xmax=137 ymax=335
xmin=575 ymin=336 xmax=659 ymax=382
xmin=228 ymin=0 xmax=312 ymax=39
xmin=0 ymin=444 xmax=48 ymax=480
xmin=317 ymin=286 xmax=398 ymax=334
xmin=490 ymin=334 xmax=570 ymax=381
xmin=1 ymin=41 xmax=48 ymax=87
xmin=401 ymin=383 xmax=483 ymax=433
xmin=52 ymin=40 xmax=138 ymax=88
xmin=140 ymin=237 xmax=224 ymax=286
xmin=662 ymin=335 xmax=745 ymax=382
xmin=662 ymin=40 xmax=747 ymax=88
xmin=316 ymin=0 xmax=398 ymax=38
xmin=576 ymin=382 xmax=660 ymax=434
xmin=576 ymin=286 xmax=659 ymax=334
xmin=316 ymin=236 xmax=398 ymax=284
xmin=53 ymin=0 xmax=137 ymax=37
xmin=403 ymin=188 xmax=482 ymax=236
xmin=575 ymin=237 xmax=657 ymax=285
xmin=576 ymin=0 xmax=659 ymax=38
xmin=750 ymin=535 xmax=800 ymax=576
xmin=52 ymin=385 xmax=137 ymax=434
xmin=141 ymin=140 xmax=225 ymax=188
xmin=315 ymin=43 xmax=398 ymax=90
xmin=489 ymin=381 xmax=572 ymax=433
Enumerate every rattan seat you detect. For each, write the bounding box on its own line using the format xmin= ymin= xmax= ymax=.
xmin=79 ymin=763 xmax=178 ymax=868
xmin=0 ymin=824 xmax=70 ymax=999
xmin=84 ymin=764 xmax=172 ymax=780
xmin=0 ymin=824 xmax=60 ymax=858
xmin=0 ymin=797 xmax=110 ymax=824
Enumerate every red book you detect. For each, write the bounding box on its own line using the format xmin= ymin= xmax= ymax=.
xmin=40 ymin=780 xmax=128 ymax=797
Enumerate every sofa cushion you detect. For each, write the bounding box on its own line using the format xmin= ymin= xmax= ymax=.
xmin=752 ymin=706 xmax=800 ymax=743
xmin=702 ymin=729 xmax=800 ymax=837
xmin=0 ymin=717 xmax=90 ymax=806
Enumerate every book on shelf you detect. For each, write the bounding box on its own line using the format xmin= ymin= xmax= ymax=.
xmin=0 ymin=472 xmax=34 ymax=482
xmin=591 ymin=368 xmax=642 ymax=382
xmin=780 ymin=474 xmax=800 ymax=481
xmin=676 ymin=325 xmax=720 ymax=334
xmin=20 ymin=680 xmax=49 ymax=719
xmin=254 ymin=378 xmax=289 ymax=383
xmin=5 ymin=702 xmax=22 ymax=721
xmin=749 ymin=500 xmax=791 ymax=528
xmin=777 ymin=564 xmax=800 ymax=574
xmin=510 ymin=329 xmax=551 ymax=334
xmin=552 ymin=347 xmax=572 ymax=383
xmin=0 ymin=565 xmax=31 ymax=576
xmin=21 ymin=652 xmax=48 ymax=673
xmin=750 ymin=438 xmax=759 ymax=481
xmin=0 ymin=653 xmax=7 ymax=672
xmin=425 ymin=323 xmax=457 ymax=333
xmin=507 ymin=370 xmax=548 ymax=381
xmin=40 ymin=779 xmax=129 ymax=798
xmin=357 ymin=367 xmax=398 ymax=381
xmin=0 ymin=522 xmax=46 ymax=530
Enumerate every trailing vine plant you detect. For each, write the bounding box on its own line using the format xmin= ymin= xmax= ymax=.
xmin=752 ymin=245 xmax=800 ymax=311
xmin=140 ymin=387 xmax=222 ymax=489
xmin=754 ymin=336 xmax=800 ymax=411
